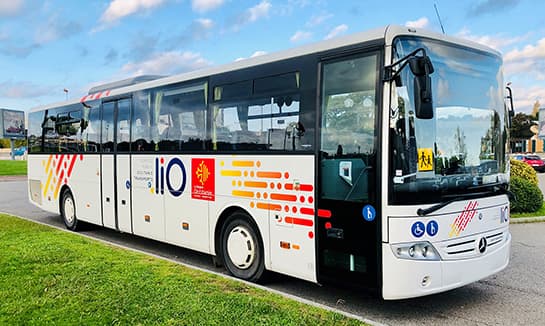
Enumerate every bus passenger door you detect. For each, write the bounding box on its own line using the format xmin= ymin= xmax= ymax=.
xmin=101 ymin=98 xmax=132 ymax=233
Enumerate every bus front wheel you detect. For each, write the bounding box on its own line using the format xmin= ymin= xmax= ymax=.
xmin=221 ymin=213 xmax=265 ymax=282
xmin=61 ymin=190 xmax=79 ymax=231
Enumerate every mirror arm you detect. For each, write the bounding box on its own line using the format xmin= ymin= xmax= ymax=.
xmin=383 ymin=48 xmax=428 ymax=82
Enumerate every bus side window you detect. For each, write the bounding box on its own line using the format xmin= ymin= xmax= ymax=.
xmin=131 ymin=91 xmax=154 ymax=152
xmin=156 ymin=82 xmax=207 ymax=152
xmin=81 ymin=101 xmax=101 ymax=152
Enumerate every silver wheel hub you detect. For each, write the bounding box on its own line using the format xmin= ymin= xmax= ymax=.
xmin=64 ymin=197 xmax=75 ymax=225
xmin=226 ymin=226 xmax=256 ymax=269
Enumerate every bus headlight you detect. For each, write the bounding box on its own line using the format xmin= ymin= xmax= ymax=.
xmin=391 ymin=242 xmax=441 ymax=261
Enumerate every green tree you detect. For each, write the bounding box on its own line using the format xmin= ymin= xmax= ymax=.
xmin=510 ymin=112 xmax=536 ymax=141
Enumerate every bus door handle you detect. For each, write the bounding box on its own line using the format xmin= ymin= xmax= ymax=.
xmin=121 ymin=200 xmax=126 ymax=205
xmin=106 ymin=197 xmax=110 ymax=203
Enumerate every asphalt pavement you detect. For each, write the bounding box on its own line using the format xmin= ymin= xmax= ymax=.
xmin=1 ymin=178 xmax=545 ymax=325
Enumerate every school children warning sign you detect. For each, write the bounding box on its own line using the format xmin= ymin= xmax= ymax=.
xmin=191 ymin=158 xmax=215 ymax=201
xmin=418 ymin=148 xmax=433 ymax=171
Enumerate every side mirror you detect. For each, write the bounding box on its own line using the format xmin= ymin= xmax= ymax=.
xmin=410 ymin=56 xmax=434 ymax=119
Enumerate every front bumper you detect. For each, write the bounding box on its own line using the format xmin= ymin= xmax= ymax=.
xmin=382 ymin=231 xmax=511 ymax=300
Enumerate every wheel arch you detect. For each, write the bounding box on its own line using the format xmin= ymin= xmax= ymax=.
xmin=58 ymin=184 xmax=72 ymax=215
xmin=213 ymin=205 xmax=263 ymax=264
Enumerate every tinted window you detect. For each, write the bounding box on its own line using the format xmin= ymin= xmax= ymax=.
xmin=155 ymin=82 xmax=208 ymax=152
xmin=116 ymin=99 xmax=131 ymax=152
xmin=56 ymin=108 xmax=82 ymax=152
xmin=28 ymin=111 xmax=46 ymax=153
xmin=212 ymin=72 xmax=310 ymax=152
xmin=132 ymin=91 xmax=156 ymax=151
xmin=81 ymin=100 xmax=101 ymax=152
xmin=101 ymin=102 xmax=115 ymax=152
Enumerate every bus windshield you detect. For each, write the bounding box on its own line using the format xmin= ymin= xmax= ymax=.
xmin=389 ymin=37 xmax=508 ymax=205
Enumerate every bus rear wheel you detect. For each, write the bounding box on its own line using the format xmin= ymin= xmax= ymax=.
xmin=61 ymin=190 xmax=79 ymax=231
xmin=221 ymin=213 xmax=265 ymax=282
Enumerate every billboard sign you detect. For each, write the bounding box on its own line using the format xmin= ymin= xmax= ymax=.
xmin=1 ymin=109 xmax=25 ymax=139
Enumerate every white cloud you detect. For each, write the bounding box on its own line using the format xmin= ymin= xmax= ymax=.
xmin=121 ymin=51 xmax=210 ymax=76
xmin=0 ymin=0 xmax=24 ymax=17
xmin=509 ymin=86 xmax=545 ymax=114
xmin=456 ymin=28 xmax=527 ymax=51
xmin=250 ymin=51 xmax=267 ymax=58
xmin=306 ymin=13 xmax=332 ymax=28
xmin=405 ymin=17 xmax=429 ymax=29
xmin=192 ymin=0 xmax=224 ymax=13
xmin=100 ymin=0 xmax=165 ymax=24
xmin=34 ymin=16 xmax=82 ymax=45
xmin=324 ymin=24 xmax=348 ymax=40
xmin=234 ymin=50 xmax=267 ymax=62
xmin=247 ymin=1 xmax=271 ymax=23
xmin=504 ymin=38 xmax=545 ymax=62
xmin=290 ymin=30 xmax=312 ymax=43
xmin=0 ymin=80 xmax=52 ymax=99
xmin=504 ymin=38 xmax=545 ymax=82
xmin=226 ymin=1 xmax=271 ymax=32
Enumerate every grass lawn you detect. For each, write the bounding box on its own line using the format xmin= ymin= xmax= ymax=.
xmin=0 ymin=214 xmax=364 ymax=325
xmin=0 ymin=160 xmax=27 ymax=176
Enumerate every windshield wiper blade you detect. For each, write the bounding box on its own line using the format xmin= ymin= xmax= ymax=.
xmin=416 ymin=191 xmax=494 ymax=217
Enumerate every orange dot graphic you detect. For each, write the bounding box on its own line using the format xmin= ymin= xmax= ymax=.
xmin=244 ymin=171 xmax=248 ymax=177
xmin=256 ymin=192 xmax=261 ymax=199
xmin=277 ymin=182 xmax=282 ymax=189
xmin=308 ymin=196 xmax=314 ymax=203
xmin=250 ymin=202 xmax=255 ymax=208
xmin=250 ymin=171 xmax=255 ymax=177
xmin=308 ymin=231 xmax=314 ymax=239
xmin=292 ymin=206 xmax=297 ymax=213
xmin=284 ymin=205 xmax=289 ymax=212
xmin=270 ymin=182 xmax=274 ymax=189
xmin=257 ymin=161 xmax=261 ymax=167
xmin=284 ymin=172 xmax=289 ymax=179
xmin=232 ymin=180 xmax=236 ymax=186
xmin=300 ymin=196 xmax=305 ymax=203
xmin=263 ymin=193 xmax=268 ymax=199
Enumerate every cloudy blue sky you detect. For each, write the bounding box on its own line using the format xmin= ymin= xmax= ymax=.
xmin=1 ymin=0 xmax=544 ymax=113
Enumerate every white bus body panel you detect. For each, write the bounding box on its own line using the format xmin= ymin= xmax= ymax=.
xmin=211 ymin=155 xmax=317 ymax=282
xmin=382 ymin=195 xmax=511 ymax=299
xmin=101 ymin=155 xmax=116 ymax=229
xmin=117 ymin=154 xmax=132 ymax=233
xmin=28 ymin=154 xmax=102 ymax=225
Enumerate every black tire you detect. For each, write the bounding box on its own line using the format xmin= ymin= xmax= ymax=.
xmin=61 ymin=190 xmax=79 ymax=231
xmin=220 ymin=212 xmax=265 ymax=282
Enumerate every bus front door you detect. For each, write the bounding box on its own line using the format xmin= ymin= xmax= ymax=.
xmin=101 ymin=98 xmax=132 ymax=233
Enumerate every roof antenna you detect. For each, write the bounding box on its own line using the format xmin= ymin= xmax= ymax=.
xmin=434 ymin=3 xmax=446 ymax=35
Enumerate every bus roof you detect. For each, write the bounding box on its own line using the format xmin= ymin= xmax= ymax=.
xmin=29 ymin=24 xmax=500 ymax=113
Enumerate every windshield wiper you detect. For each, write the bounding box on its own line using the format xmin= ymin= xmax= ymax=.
xmin=416 ymin=185 xmax=512 ymax=216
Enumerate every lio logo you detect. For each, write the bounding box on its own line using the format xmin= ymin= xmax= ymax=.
xmin=155 ymin=157 xmax=187 ymax=197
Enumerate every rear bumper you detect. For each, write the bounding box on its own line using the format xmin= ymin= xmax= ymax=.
xmin=382 ymin=232 xmax=511 ymax=300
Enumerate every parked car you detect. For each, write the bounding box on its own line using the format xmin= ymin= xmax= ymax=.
xmin=511 ymin=153 xmax=545 ymax=172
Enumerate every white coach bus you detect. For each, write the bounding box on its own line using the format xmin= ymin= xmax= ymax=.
xmin=27 ymin=25 xmax=512 ymax=299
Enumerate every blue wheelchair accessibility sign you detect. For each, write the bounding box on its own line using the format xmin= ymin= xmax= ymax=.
xmin=411 ymin=221 xmax=426 ymax=238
